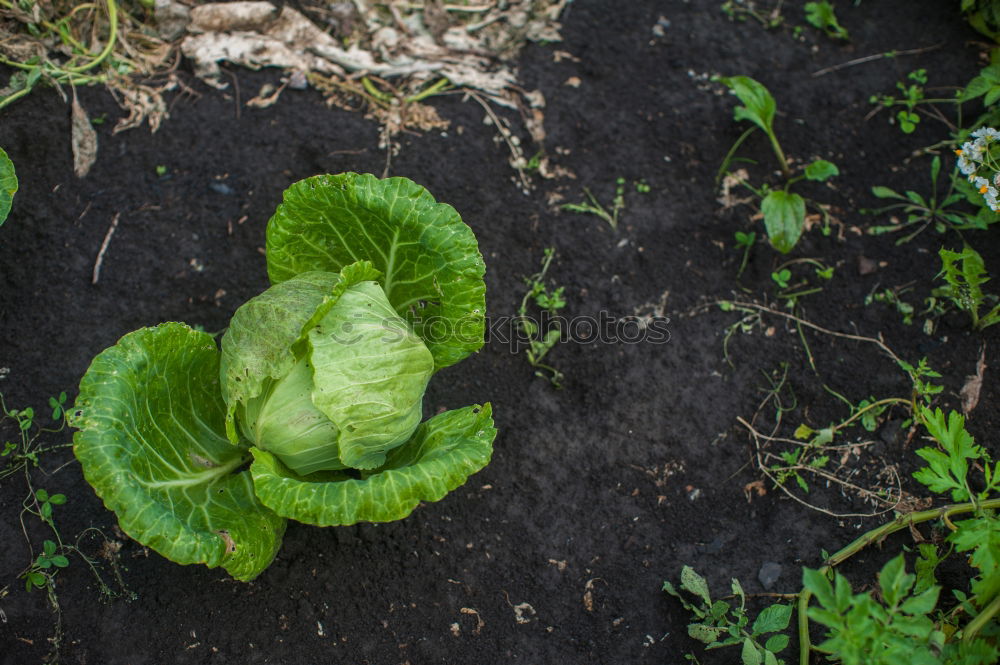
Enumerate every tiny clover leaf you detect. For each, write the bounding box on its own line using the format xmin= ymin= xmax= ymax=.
xmin=896 ymin=110 xmax=920 ymax=134
xmin=48 ymin=391 xmax=67 ymax=420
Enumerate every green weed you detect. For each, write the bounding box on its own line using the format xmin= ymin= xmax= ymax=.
xmin=561 ymin=177 xmax=626 ymax=230
xmin=936 ymin=245 xmax=1000 ymax=330
xmin=516 ymin=248 xmax=567 ymax=387
xmin=664 ymin=567 xmax=793 ymax=665
xmin=716 ymin=75 xmax=839 ymax=253
xmin=804 ymin=1 xmax=850 ymax=40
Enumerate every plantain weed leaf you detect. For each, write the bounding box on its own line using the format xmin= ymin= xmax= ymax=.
xmin=718 ymin=76 xmax=776 ymax=135
xmin=761 ymin=190 xmax=806 ymax=253
xmin=804 ymin=159 xmax=839 ymax=182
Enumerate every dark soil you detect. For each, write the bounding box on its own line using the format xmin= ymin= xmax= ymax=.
xmin=2 ymin=1 xmax=999 ymax=663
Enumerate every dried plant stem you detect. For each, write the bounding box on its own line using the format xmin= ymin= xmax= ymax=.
xmin=92 ymin=212 xmax=120 ymax=284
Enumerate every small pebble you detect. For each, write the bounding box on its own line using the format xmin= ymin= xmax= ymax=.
xmin=758 ymin=562 xmax=782 ymax=590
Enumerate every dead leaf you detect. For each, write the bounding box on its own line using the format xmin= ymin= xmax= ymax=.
xmin=743 ymin=480 xmax=766 ymax=502
xmin=71 ymin=95 xmax=98 ymax=178
xmin=961 ymin=346 xmax=987 ymax=415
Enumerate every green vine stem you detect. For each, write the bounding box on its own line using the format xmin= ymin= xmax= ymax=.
xmin=798 ymin=497 xmax=1000 ymax=665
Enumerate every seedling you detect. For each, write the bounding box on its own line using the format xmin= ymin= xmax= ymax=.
xmin=716 ymin=76 xmax=839 ymax=253
xmin=2 ymin=391 xmax=134 ymax=664
xmin=804 ymin=1 xmax=850 ymax=41
xmin=23 ymin=540 xmax=70 ymax=592
xmin=720 ymin=0 xmax=784 ymax=28
xmin=734 ymin=230 xmax=756 ymax=277
xmin=936 ymin=245 xmax=1000 ymax=330
xmin=868 ymin=69 xmax=961 ymax=135
xmin=561 ymin=177 xmax=626 ymax=230
xmin=516 ymin=248 xmax=567 ymax=387
xmin=768 ymin=258 xmax=834 ymax=306
xmin=864 ymin=287 xmax=916 ymax=325
xmin=663 ymin=567 xmax=793 ymax=665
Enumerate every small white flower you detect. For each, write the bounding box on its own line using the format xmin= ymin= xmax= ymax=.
xmin=959 ymin=155 xmax=978 ymax=175
xmin=972 ymin=127 xmax=1000 ymax=141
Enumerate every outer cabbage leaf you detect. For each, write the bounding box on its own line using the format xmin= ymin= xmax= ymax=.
xmin=71 ymin=323 xmax=286 ymax=581
xmin=0 ymin=147 xmax=17 ymax=226
xmin=250 ymin=404 xmax=496 ymax=526
xmin=219 ymin=263 xmax=380 ymax=444
xmin=266 ymin=173 xmax=486 ymax=370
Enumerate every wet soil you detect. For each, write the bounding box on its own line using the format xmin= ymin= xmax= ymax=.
xmin=2 ymin=1 xmax=999 ymax=663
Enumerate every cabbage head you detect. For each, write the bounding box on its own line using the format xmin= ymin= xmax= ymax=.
xmin=71 ymin=173 xmax=495 ymax=581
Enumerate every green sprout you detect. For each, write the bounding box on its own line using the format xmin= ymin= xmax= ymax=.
xmin=516 ymin=247 xmax=567 ymax=388
xmin=561 ymin=177 xmax=626 ymax=230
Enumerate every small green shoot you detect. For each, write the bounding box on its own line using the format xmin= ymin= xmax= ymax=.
xmin=804 ymin=1 xmax=850 ymax=41
xmin=517 ymin=248 xmax=567 ymax=387
xmin=734 ymin=231 xmax=756 ymax=277
xmin=635 ymin=179 xmax=651 ymax=193
xmin=663 ymin=567 xmax=793 ymax=665
xmin=936 ymin=245 xmax=1000 ymax=330
xmin=767 ymin=258 xmax=834 ymax=305
xmin=561 ymin=178 xmax=626 ymax=230
xmin=155 ymin=165 xmax=168 ymax=177
xmin=721 ymin=0 xmax=785 ymax=28
xmin=23 ymin=539 xmax=70 ymax=592
xmin=868 ymin=69 xmax=958 ymax=135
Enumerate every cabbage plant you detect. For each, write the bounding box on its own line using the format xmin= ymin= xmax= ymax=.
xmin=71 ymin=173 xmax=495 ymax=581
